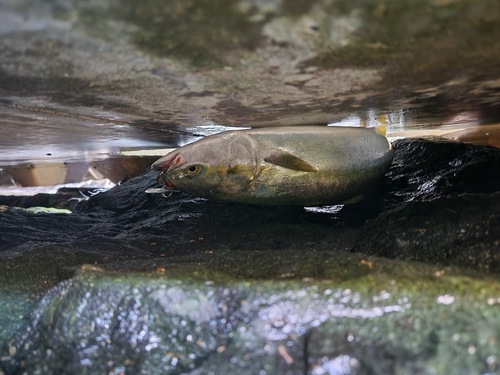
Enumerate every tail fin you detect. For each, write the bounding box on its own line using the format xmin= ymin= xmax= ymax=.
xmin=376 ymin=113 xmax=388 ymax=136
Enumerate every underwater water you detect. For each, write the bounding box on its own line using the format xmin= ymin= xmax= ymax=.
xmin=2 ymin=0 xmax=500 ymax=374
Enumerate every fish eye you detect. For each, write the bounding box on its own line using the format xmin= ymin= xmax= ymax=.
xmin=186 ymin=165 xmax=201 ymax=176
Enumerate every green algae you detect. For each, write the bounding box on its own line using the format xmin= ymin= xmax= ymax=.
xmin=4 ymin=256 xmax=500 ymax=374
xmin=0 ymin=290 xmax=35 ymax=349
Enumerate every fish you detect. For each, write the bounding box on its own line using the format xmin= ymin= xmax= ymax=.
xmin=150 ymin=126 xmax=393 ymax=206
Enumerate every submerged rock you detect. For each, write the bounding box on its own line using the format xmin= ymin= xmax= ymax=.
xmin=3 ymin=259 xmax=500 ymax=375
xmin=385 ymin=137 xmax=500 ymax=206
xmin=355 ymin=193 xmax=500 ymax=272
xmin=353 ymin=137 xmax=500 ymax=272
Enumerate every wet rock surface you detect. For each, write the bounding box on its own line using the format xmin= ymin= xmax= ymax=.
xmin=5 ymin=263 xmax=500 ymax=375
xmin=1 ymin=137 xmax=500 ymax=374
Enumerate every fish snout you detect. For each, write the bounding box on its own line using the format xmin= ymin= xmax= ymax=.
xmin=151 ymin=152 xmax=186 ymax=171
xmin=152 ymin=152 xmax=187 ymax=189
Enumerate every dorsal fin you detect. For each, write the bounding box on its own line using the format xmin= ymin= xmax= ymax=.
xmin=264 ymin=150 xmax=318 ymax=172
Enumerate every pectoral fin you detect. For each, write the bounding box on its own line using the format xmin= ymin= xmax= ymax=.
xmin=264 ymin=150 xmax=318 ymax=172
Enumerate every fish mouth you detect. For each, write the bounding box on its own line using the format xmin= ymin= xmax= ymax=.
xmin=151 ymin=152 xmax=186 ymax=189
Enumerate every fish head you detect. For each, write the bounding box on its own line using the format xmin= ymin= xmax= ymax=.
xmin=151 ymin=131 xmax=258 ymax=199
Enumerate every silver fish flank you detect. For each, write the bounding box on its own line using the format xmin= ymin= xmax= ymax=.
xmin=151 ymin=126 xmax=393 ymax=206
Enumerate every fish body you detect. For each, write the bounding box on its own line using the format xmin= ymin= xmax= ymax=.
xmin=151 ymin=126 xmax=393 ymax=206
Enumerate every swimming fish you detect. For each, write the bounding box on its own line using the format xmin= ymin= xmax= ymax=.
xmin=150 ymin=126 xmax=393 ymax=206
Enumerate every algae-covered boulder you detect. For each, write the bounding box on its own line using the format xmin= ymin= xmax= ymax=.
xmin=3 ymin=260 xmax=500 ymax=375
